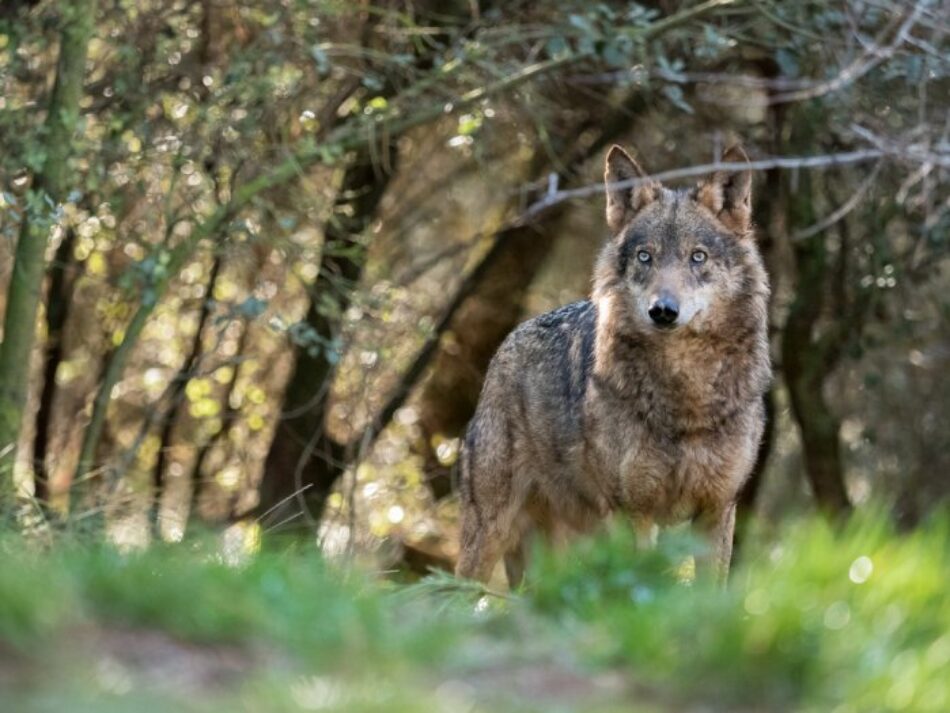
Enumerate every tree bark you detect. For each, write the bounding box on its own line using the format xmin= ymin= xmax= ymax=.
xmin=0 ymin=1 xmax=97 ymax=505
xmin=735 ymin=91 xmax=782 ymax=530
xmin=190 ymin=316 xmax=254 ymax=521
xmin=32 ymin=9 xmax=163 ymax=510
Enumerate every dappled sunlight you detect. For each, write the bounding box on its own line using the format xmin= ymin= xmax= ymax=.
xmin=107 ymin=510 xmax=150 ymax=553
xmin=219 ymin=521 xmax=261 ymax=567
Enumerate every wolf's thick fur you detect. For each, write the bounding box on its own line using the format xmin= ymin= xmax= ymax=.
xmin=456 ymin=144 xmax=771 ymax=586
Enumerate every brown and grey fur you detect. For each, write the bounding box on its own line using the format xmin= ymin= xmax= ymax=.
xmin=456 ymin=144 xmax=771 ymax=586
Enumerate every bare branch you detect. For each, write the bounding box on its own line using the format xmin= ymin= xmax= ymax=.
xmin=518 ymin=150 xmax=894 ymax=224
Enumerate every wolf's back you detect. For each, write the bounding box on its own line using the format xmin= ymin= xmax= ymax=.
xmin=465 ymin=300 xmax=597 ymax=471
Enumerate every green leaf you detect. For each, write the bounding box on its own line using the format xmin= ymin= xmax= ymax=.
xmin=661 ymin=84 xmax=693 ymax=114
xmin=545 ymin=35 xmax=570 ymax=60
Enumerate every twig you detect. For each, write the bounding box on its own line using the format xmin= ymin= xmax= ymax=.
xmin=793 ymin=161 xmax=884 ymax=240
xmin=262 ymin=510 xmax=306 ymax=534
xmin=768 ymin=2 xmax=925 ymax=104
xmin=254 ymin=483 xmax=313 ymax=524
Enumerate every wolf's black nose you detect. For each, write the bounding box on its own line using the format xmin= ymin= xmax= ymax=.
xmin=648 ymin=295 xmax=679 ymax=326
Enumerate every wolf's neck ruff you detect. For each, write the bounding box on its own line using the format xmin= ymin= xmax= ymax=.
xmin=591 ymin=257 xmax=769 ymax=436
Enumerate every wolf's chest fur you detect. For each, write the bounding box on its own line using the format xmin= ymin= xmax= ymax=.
xmin=585 ymin=389 xmax=759 ymax=524
xmin=583 ymin=330 xmax=764 ymax=524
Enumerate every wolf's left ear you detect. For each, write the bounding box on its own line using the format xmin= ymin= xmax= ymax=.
xmin=696 ymin=145 xmax=753 ymax=237
xmin=605 ymin=145 xmax=658 ymax=234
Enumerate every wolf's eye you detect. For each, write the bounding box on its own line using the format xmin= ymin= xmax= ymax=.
xmin=691 ymin=249 xmax=707 ymax=264
xmin=637 ymin=250 xmax=652 ymax=264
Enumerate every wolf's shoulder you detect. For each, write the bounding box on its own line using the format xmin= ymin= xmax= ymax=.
xmin=531 ymin=300 xmax=596 ymax=328
xmin=491 ymin=300 xmax=597 ymax=364
xmin=508 ymin=300 xmax=595 ymax=344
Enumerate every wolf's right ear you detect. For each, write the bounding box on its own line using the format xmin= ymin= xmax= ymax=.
xmin=604 ymin=145 xmax=658 ymax=234
xmin=695 ymin=145 xmax=753 ymax=237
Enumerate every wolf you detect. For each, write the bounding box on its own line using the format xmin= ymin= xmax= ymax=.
xmin=455 ymin=143 xmax=771 ymax=586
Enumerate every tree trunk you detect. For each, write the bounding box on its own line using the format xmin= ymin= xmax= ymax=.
xmin=780 ymin=167 xmax=852 ymax=516
xmin=735 ymin=92 xmax=782 ymax=529
xmin=190 ymin=316 xmax=254 ymax=521
xmin=0 ymin=1 xmax=97 ymax=505
xmin=256 ymin=144 xmax=398 ymax=526
xmin=33 ymin=9 xmax=163 ymax=510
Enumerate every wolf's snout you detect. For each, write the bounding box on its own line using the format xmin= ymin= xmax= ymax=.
xmin=648 ymin=293 xmax=679 ymax=326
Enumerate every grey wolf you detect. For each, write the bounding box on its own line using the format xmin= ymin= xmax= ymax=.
xmin=456 ymin=144 xmax=771 ymax=586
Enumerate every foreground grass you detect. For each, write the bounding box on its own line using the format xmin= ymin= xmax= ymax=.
xmin=0 ymin=511 xmax=947 ymax=712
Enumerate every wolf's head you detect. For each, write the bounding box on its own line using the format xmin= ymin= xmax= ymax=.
xmin=593 ymin=144 xmax=767 ymax=338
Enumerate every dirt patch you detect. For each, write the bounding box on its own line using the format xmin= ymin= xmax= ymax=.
xmin=79 ymin=625 xmax=261 ymax=694
xmin=3 ymin=624 xmax=274 ymax=699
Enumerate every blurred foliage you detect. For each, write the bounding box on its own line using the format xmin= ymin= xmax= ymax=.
xmin=531 ymin=511 xmax=950 ymax=711
xmin=1 ymin=511 xmax=948 ymax=711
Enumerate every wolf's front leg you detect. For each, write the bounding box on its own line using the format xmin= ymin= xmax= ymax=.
xmin=634 ymin=515 xmax=658 ymax=550
xmin=695 ymin=503 xmax=736 ymax=583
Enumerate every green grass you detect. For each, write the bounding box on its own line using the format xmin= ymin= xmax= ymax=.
xmin=531 ymin=512 xmax=950 ymax=712
xmin=1 ymin=511 xmax=947 ymax=712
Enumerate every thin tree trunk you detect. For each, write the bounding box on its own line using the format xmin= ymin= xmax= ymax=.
xmin=0 ymin=1 xmax=97 ymax=505
xmin=783 ymin=336 xmax=852 ymax=515
xmin=31 ymin=228 xmax=81 ymax=507
xmin=150 ymin=253 xmax=225 ymax=534
xmin=735 ymin=91 xmax=782 ymax=529
xmin=190 ymin=317 xmax=253 ymax=521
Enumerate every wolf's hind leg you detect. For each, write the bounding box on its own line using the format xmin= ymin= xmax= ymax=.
xmin=456 ymin=489 xmax=526 ymax=584
xmin=455 ymin=412 xmax=523 ymax=584
xmin=503 ymin=536 xmax=528 ymax=590
xmin=695 ymin=503 xmax=736 ymax=583
xmin=455 ymin=512 xmax=505 ymax=584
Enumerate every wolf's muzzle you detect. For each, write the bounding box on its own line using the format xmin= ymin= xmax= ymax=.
xmin=648 ymin=293 xmax=679 ymax=327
